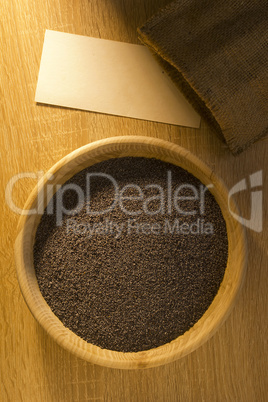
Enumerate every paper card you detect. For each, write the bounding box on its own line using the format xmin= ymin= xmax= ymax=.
xmin=35 ymin=30 xmax=200 ymax=128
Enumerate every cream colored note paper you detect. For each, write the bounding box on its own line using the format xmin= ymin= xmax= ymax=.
xmin=35 ymin=30 xmax=200 ymax=127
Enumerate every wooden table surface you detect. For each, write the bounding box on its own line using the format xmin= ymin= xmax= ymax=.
xmin=1 ymin=0 xmax=267 ymax=401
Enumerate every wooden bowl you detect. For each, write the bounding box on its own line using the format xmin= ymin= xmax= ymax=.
xmin=15 ymin=136 xmax=247 ymax=369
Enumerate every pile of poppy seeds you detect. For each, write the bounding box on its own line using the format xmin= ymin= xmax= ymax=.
xmin=34 ymin=157 xmax=228 ymax=352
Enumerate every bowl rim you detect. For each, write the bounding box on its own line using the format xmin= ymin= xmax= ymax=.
xmin=14 ymin=136 xmax=247 ymax=369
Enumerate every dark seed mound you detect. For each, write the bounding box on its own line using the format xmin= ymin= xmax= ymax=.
xmin=34 ymin=157 xmax=228 ymax=352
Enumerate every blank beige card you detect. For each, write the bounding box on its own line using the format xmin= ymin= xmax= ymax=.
xmin=35 ymin=30 xmax=200 ymax=128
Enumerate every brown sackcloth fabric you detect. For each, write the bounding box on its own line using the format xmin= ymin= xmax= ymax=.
xmin=138 ymin=0 xmax=268 ymax=154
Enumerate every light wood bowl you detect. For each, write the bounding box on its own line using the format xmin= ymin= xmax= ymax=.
xmin=15 ymin=136 xmax=247 ymax=369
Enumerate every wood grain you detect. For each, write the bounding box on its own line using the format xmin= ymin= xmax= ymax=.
xmin=1 ymin=0 xmax=267 ymax=400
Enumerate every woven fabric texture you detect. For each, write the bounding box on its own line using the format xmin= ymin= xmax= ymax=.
xmin=138 ymin=0 xmax=268 ymax=154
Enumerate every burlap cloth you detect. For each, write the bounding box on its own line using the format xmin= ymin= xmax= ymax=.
xmin=138 ymin=0 xmax=268 ymax=154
